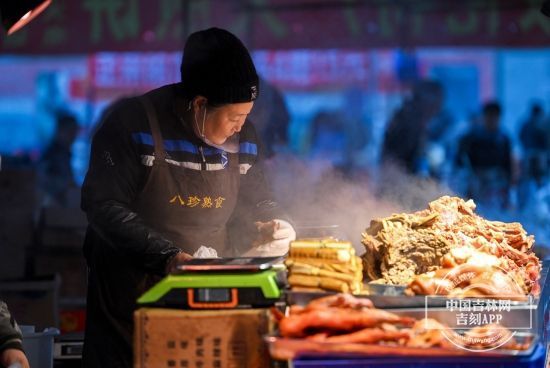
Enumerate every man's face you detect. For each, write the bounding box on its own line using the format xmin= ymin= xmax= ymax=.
xmin=196 ymin=101 xmax=254 ymax=145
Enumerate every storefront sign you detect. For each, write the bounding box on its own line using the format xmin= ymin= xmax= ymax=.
xmin=1 ymin=0 xmax=548 ymax=54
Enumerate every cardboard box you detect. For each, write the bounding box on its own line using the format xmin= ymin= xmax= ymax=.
xmin=134 ymin=308 xmax=273 ymax=368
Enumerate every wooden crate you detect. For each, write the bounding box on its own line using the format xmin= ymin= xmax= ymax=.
xmin=134 ymin=308 xmax=273 ymax=368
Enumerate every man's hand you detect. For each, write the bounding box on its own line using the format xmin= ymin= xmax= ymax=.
xmin=165 ymin=251 xmax=193 ymax=274
xmin=1 ymin=348 xmax=29 ymax=368
xmin=252 ymin=219 xmax=296 ymax=256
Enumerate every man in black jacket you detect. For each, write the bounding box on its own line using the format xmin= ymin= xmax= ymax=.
xmin=81 ymin=28 xmax=295 ymax=367
xmin=0 ymin=302 xmax=29 ymax=368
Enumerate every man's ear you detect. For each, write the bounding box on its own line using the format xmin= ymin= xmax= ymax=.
xmin=193 ymin=95 xmax=208 ymax=111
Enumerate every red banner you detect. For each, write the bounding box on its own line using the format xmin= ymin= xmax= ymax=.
xmin=1 ymin=0 xmax=549 ymax=54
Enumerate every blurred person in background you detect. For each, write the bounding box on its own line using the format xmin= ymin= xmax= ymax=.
xmin=309 ymin=109 xmax=368 ymax=177
xmin=0 ymin=302 xmax=29 ymax=368
xmin=456 ymin=101 xmax=514 ymax=209
xmin=247 ymin=76 xmax=290 ymax=158
xmin=342 ymin=86 xmax=373 ymax=172
xmin=381 ymin=80 xmax=444 ymax=177
xmin=80 ymin=28 xmax=294 ymax=368
xmin=518 ymin=103 xmax=548 ymax=209
xmin=424 ymin=108 xmax=457 ymax=181
xmin=38 ymin=112 xmax=79 ymax=207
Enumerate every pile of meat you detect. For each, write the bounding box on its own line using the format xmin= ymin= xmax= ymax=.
xmin=362 ymin=196 xmax=540 ymax=296
xmin=276 ymin=294 xmax=528 ymax=351
xmin=279 ymin=294 xmax=412 ymax=344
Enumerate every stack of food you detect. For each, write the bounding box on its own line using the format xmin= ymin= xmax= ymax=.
xmin=361 ymin=196 xmax=541 ymax=297
xmin=285 ymin=239 xmax=363 ymax=294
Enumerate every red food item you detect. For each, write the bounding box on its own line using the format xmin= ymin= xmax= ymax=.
xmin=303 ymin=293 xmax=374 ymax=311
xmin=279 ymin=307 xmax=414 ymax=338
xmin=320 ymin=327 xmax=410 ymax=344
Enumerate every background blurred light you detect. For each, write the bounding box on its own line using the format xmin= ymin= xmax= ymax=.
xmin=0 ymin=0 xmax=52 ymax=36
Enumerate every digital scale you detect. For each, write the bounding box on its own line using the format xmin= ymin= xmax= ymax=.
xmin=137 ymin=256 xmax=286 ymax=309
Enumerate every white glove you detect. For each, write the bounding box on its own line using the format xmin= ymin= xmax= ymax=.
xmin=193 ymin=246 xmax=219 ymax=258
xmin=255 ymin=219 xmax=296 ymax=256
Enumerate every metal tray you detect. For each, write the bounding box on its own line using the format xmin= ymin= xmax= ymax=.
xmin=266 ymin=332 xmax=538 ymax=361
xmin=286 ymin=289 xmax=433 ymax=309
xmin=268 ymin=304 xmax=539 ymax=359
xmin=271 ymin=301 xmax=540 ymax=361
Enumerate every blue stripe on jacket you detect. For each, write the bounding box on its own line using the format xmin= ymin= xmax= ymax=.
xmin=133 ymin=133 xmax=221 ymax=155
xmin=164 ymin=139 xmax=199 ymax=153
xmin=133 ymin=133 xmax=257 ymax=156
xmin=133 ymin=132 xmax=199 ymax=153
xmin=240 ymin=142 xmax=257 ymax=155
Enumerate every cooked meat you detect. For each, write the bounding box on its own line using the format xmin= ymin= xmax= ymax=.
xmin=464 ymin=324 xmax=530 ymax=350
xmin=277 ymin=294 xmax=529 ymax=352
xmin=315 ymin=327 xmax=410 ymax=344
xmin=407 ymin=318 xmax=456 ymax=349
xmin=363 ymin=219 xmax=449 ymax=285
xmin=406 ymin=265 xmax=528 ymax=301
xmin=279 ymin=308 xmax=415 ymax=338
xmin=362 ymin=196 xmax=540 ymax=295
xmin=304 ymin=293 xmax=374 ymax=311
xmin=407 ymin=319 xmax=528 ymax=351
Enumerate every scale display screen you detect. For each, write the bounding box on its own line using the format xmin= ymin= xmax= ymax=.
xmin=193 ymin=288 xmax=232 ymax=303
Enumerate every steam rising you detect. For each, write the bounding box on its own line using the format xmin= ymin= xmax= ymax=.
xmin=265 ymin=155 xmax=453 ymax=253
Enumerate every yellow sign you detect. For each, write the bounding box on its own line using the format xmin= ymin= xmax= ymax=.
xmin=169 ymin=195 xmax=226 ymax=209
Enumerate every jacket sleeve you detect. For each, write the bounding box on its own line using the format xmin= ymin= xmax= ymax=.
xmin=0 ymin=302 xmax=23 ymax=354
xmin=227 ymin=124 xmax=291 ymax=254
xmin=81 ymin=101 xmax=181 ymax=274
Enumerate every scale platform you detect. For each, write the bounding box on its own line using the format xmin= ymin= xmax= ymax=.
xmin=137 ymin=256 xmax=286 ymax=309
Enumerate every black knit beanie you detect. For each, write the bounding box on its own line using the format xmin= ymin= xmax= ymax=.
xmin=180 ymin=28 xmax=259 ymax=105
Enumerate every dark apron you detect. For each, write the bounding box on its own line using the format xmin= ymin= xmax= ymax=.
xmin=82 ymin=96 xmax=240 ymax=368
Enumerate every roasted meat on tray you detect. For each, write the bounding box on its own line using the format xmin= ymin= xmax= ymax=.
xmin=276 ymin=294 xmax=529 ymax=352
xmin=361 ymin=196 xmax=540 ymax=297
xmin=279 ymin=294 xmax=414 ymax=344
